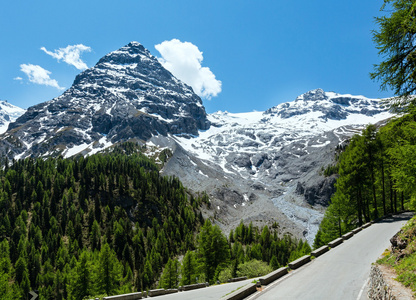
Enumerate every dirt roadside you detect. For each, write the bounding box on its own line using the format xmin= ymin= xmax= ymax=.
xmin=374 ymin=261 xmax=414 ymax=299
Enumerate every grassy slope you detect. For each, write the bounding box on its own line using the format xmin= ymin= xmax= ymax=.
xmin=377 ymin=216 xmax=416 ymax=294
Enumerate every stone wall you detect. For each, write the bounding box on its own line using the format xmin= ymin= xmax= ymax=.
xmin=368 ymin=265 xmax=396 ymax=300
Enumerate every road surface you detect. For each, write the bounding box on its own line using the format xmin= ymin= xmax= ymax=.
xmin=249 ymin=212 xmax=413 ymax=300
xmin=154 ymin=278 xmax=258 ymax=300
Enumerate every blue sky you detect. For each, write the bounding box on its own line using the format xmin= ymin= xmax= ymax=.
xmin=1 ymin=0 xmax=392 ymax=113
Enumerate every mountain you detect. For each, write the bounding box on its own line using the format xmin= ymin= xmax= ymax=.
xmin=0 ymin=41 xmax=393 ymax=244
xmin=173 ymin=88 xmax=392 ymax=182
xmin=0 ymin=42 xmax=209 ymax=159
xmin=165 ymin=89 xmax=393 ymax=243
xmin=0 ymin=100 xmax=25 ymax=134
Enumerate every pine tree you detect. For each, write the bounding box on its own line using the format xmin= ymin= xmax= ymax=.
xmin=198 ymin=220 xmax=230 ymax=283
xmin=68 ymin=251 xmax=90 ymax=300
xmin=181 ymin=251 xmax=197 ymax=285
xmin=90 ymin=220 xmax=101 ymax=250
xmin=142 ymin=259 xmax=153 ymax=290
xmin=95 ymin=244 xmax=122 ymax=296
xmin=270 ymin=255 xmax=279 ymax=270
xmin=159 ymin=258 xmax=180 ymax=289
xmin=371 ymin=0 xmax=416 ymax=106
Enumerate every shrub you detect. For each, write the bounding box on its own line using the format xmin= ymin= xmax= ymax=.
xmin=236 ymin=259 xmax=272 ymax=278
xmin=218 ymin=266 xmax=233 ymax=283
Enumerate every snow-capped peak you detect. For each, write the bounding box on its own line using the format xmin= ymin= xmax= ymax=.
xmin=175 ymin=89 xmax=392 ymax=180
xmin=0 ymin=100 xmax=25 ymax=134
xmin=265 ymin=89 xmax=387 ymax=121
xmin=0 ymin=42 xmax=209 ymax=159
xmin=295 ymin=88 xmax=327 ymax=102
xmin=128 ymin=41 xmax=142 ymax=47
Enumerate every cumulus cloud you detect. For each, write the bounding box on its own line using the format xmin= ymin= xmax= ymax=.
xmin=41 ymin=44 xmax=91 ymax=70
xmin=14 ymin=77 xmax=22 ymax=81
xmin=155 ymin=39 xmax=222 ymax=99
xmin=20 ymin=64 xmax=64 ymax=90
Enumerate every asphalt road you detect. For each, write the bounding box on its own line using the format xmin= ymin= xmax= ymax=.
xmin=248 ymin=212 xmax=413 ymax=300
xmin=154 ymin=277 xmax=259 ymax=300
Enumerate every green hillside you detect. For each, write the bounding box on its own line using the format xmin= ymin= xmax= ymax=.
xmin=314 ymin=108 xmax=416 ymax=248
xmin=377 ymin=215 xmax=416 ymax=295
xmin=0 ymin=143 xmax=309 ymax=300
xmin=0 ymin=144 xmax=206 ymax=299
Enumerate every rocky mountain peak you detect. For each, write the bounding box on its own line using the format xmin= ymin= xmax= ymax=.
xmin=264 ymin=89 xmax=388 ymax=121
xmin=73 ymin=41 xmax=191 ymax=95
xmin=295 ymin=88 xmax=327 ymax=102
xmin=2 ymin=42 xmax=210 ymax=159
xmin=95 ymin=41 xmax=149 ymax=65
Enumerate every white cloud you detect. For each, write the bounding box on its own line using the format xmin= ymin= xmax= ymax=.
xmin=41 ymin=44 xmax=91 ymax=70
xmin=20 ymin=64 xmax=64 ymax=90
xmin=14 ymin=77 xmax=22 ymax=81
xmin=155 ymin=39 xmax=222 ymax=99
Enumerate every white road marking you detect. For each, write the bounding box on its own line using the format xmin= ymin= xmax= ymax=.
xmin=356 ymin=277 xmax=369 ymax=300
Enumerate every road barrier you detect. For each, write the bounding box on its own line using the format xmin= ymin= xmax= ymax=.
xmin=227 ymin=276 xmax=247 ymax=283
xmin=342 ymin=232 xmax=353 ymax=240
xmin=103 ymin=292 xmax=142 ymax=300
xmin=223 ymin=282 xmax=258 ymax=300
xmin=181 ymin=282 xmax=208 ymax=291
xmin=328 ymin=237 xmax=343 ymax=248
xmin=259 ymin=267 xmax=288 ymax=285
xmin=352 ymin=227 xmax=362 ymax=234
xmin=148 ymin=289 xmax=165 ymax=297
xmin=362 ymin=222 xmax=372 ymax=229
xmin=311 ymin=245 xmax=329 ymax=258
xmin=288 ymin=255 xmax=311 ymax=270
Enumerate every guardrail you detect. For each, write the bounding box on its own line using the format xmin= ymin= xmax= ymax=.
xmin=181 ymin=282 xmax=208 ymax=291
xmin=164 ymin=289 xmax=178 ymax=295
xmin=259 ymin=267 xmax=288 ymax=285
xmin=223 ymin=282 xmax=258 ymax=300
xmin=227 ymin=276 xmax=247 ymax=283
xmin=226 ymin=216 xmax=380 ymax=299
xmin=311 ymin=245 xmax=329 ymax=258
xmin=288 ymin=255 xmax=311 ymax=270
xmin=352 ymin=227 xmax=362 ymax=234
xmin=103 ymin=292 xmax=142 ymax=300
xmin=328 ymin=237 xmax=343 ymax=248
xmin=362 ymin=222 xmax=372 ymax=229
xmin=342 ymin=232 xmax=353 ymax=240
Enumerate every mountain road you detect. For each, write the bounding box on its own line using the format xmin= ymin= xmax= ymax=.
xmin=249 ymin=212 xmax=413 ymax=300
xmin=150 ymin=213 xmax=412 ymax=300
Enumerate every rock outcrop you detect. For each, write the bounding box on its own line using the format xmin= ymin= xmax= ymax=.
xmin=296 ymin=175 xmax=338 ymax=206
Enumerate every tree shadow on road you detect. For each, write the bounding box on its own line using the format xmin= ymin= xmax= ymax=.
xmin=375 ymin=212 xmax=414 ymax=224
